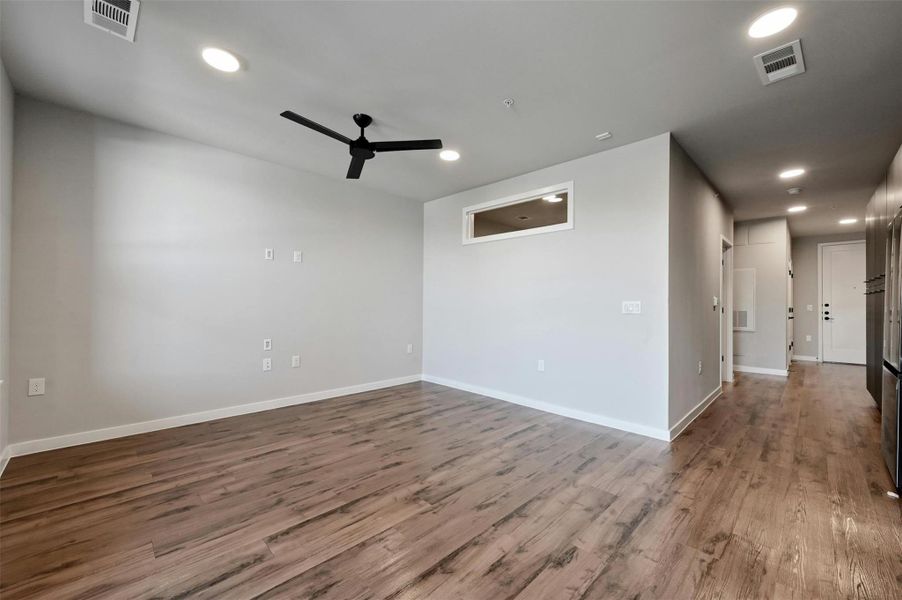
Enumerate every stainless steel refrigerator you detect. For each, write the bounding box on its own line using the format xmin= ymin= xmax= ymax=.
xmin=881 ymin=208 xmax=902 ymax=491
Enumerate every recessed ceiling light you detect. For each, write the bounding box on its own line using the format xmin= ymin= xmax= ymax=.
xmin=595 ymin=132 xmax=612 ymax=141
xmin=748 ymin=7 xmax=798 ymax=39
xmin=202 ymin=47 xmax=240 ymax=72
xmin=779 ymin=167 xmax=805 ymax=179
xmin=839 ymin=218 xmax=858 ymax=225
xmin=439 ymin=150 xmax=460 ymax=161
xmin=542 ymin=195 xmax=563 ymax=203
xmin=787 ymin=205 xmax=807 ymax=213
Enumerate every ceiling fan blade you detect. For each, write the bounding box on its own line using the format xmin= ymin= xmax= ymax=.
xmin=346 ymin=155 xmax=366 ymax=179
xmin=280 ymin=111 xmax=352 ymax=145
xmin=372 ymin=139 xmax=443 ymax=152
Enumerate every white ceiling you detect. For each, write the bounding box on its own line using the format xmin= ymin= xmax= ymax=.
xmin=2 ymin=1 xmax=901 ymax=236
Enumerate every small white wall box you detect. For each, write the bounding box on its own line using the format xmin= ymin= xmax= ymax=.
xmin=622 ymin=301 xmax=641 ymax=314
xmin=28 ymin=378 xmax=46 ymax=396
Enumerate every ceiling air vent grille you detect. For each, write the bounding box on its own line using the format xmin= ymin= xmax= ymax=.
xmin=83 ymin=0 xmax=140 ymax=42
xmin=753 ymin=40 xmax=805 ymax=85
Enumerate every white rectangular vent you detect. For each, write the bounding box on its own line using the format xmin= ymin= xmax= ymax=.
xmin=753 ymin=40 xmax=805 ymax=85
xmin=84 ymin=0 xmax=140 ymax=42
xmin=733 ymin=268 xmax=756 ymax=331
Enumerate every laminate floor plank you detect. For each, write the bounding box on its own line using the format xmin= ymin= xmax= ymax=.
xmin=1 ymin=363 xmax=899 ymax=599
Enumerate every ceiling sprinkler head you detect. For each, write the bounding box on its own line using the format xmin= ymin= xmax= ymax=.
xmin=503 ymin=98 xmax=515 ymax=108
xmin=787 ymin=187 xmax=802 ymax=195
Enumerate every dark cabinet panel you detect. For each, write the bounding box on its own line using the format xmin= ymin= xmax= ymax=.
xmin=866 ymin=180 xmax=888 ymax=408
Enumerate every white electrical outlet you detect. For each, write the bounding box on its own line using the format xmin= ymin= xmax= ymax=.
xmin=622 ymin=301 xmax=641 ymax=314
xmin=293 ymin=250 xmax=303 ymax=263
xmin=263 ymin=338 xmax=272 ymax=351
xmin=698 ymin=361 xmax=703 ymax=375
xmin=291 ymin=355 xmax=300 ymax=368
xmin=262 ymin=358 xmax=272 ymax=372
xmin=264 ymin=248 xmax=274 ymax=260
xmin=28 ymin=378 xmax=45 ymax=396
xmin=537 ymin=359 xmax=545 ymax=372
xmin=406 ymin=344 xmax=413 ymax=354
xmin=806 ymin=335 xmax=812 ymax=342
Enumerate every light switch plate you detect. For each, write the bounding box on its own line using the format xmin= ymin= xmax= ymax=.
xmin=806 ymin=335 xmax=812 ymax=342
xmin=622 ymin=301 xmax=641 ymax=314
xmin=807 ymin=304 xmax=813 ymax=311
xmin=291 ymin=355 xmax=300 ymax=368
xmin=263 ymin=338 xmax=272 ymax=351
xmin=28 ymin=378 xmax=45 ymax=396
xmin=537 ymin=359 xmax=545 ymax=372
xmin=264 ymin=248 xmax=274 ymax=260
xmin=406 ymin=344 xmax=413 ymax=354
xmin=293 ymin=250 xmax=304 ymax=263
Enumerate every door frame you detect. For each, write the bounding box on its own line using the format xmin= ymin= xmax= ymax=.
xmin=817 ymin=240 xmax=866 ymax=363
xmin=721 ymin=235 xmax=734 ymax=383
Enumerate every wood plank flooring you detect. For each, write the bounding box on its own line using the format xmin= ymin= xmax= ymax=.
xmin=1 ymin=362 xmax=900 ymax=599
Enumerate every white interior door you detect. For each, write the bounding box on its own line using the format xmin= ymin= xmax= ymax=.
xmin=822 ymin=242 xmax=866 ymax=364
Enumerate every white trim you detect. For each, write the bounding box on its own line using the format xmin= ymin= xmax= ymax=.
xmin=669 ymin=385 xmax=722 ymax=441
xmin=734 ymin=364 xmax=789 ymax=377
xmin=721 ymin=235 xmax=734 ymax=383
xmin=818 ymin=240 xmax=866 ymax=364
xmin=6 ymin=374 xmax=421 ymax=458
xmin=462 ymin=180 xmax=574 ymax=245
xmin=421 ymin=374 xmax=670 ymax=441
xmin=792 ymin=355 xmax=819 ymax=362
xmin=0 ymin=445 xmax=9 ymax=479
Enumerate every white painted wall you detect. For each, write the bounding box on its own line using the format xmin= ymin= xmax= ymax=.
xmin=0 ymin=39 xmax=13 ymax=463
xmin=10 ymin=98 xmax=423 ymax=445
xmin=791 ymin=233 xmax=864 ymax=359
xmin=423 ymin=134 xmax=673 ymax=438
xmin=668 ymin=138 xmax=733 ymax=430
xmin=733 ymin=218 xmax=790 ymax=372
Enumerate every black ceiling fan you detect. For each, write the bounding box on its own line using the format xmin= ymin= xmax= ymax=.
xmin=280 ymin=111 xmax=443 ymax=179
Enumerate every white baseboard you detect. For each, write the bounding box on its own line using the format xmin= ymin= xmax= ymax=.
xmin=421 ymin=374 xmax=670 ymax=441
xmin=0 ymin=445 xmax=9 ymax=479
xmin=734 ymin=365 xmax=789 ymax=377
xmin=7 ymin=374 xmax=421 ymax=458
xmin=792 ymin=355 xmax=819 ymax=362
xmin=669 ymin=386 xmax=722 ymax=441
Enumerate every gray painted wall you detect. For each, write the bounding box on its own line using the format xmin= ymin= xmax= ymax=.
xmin=0 ymin=47 xmax=13 ymax=458
xmin=423 ymin=134 xmax=672 ymax=437
xmin=10 ymin=98 xmax=423 ymax=444
xmin=668 ymin=138 xmax=733 ymax=428
xmin=733 ymin=218 xmax=790 ymax=371
xmin=791 ymin=233 xmax=864 ymax=358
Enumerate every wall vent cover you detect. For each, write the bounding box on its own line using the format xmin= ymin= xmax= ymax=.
xmin=753 ymin=39 xmax=805 ymax=85
xmin=84 ymin=0 xmax=140 ymax=42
